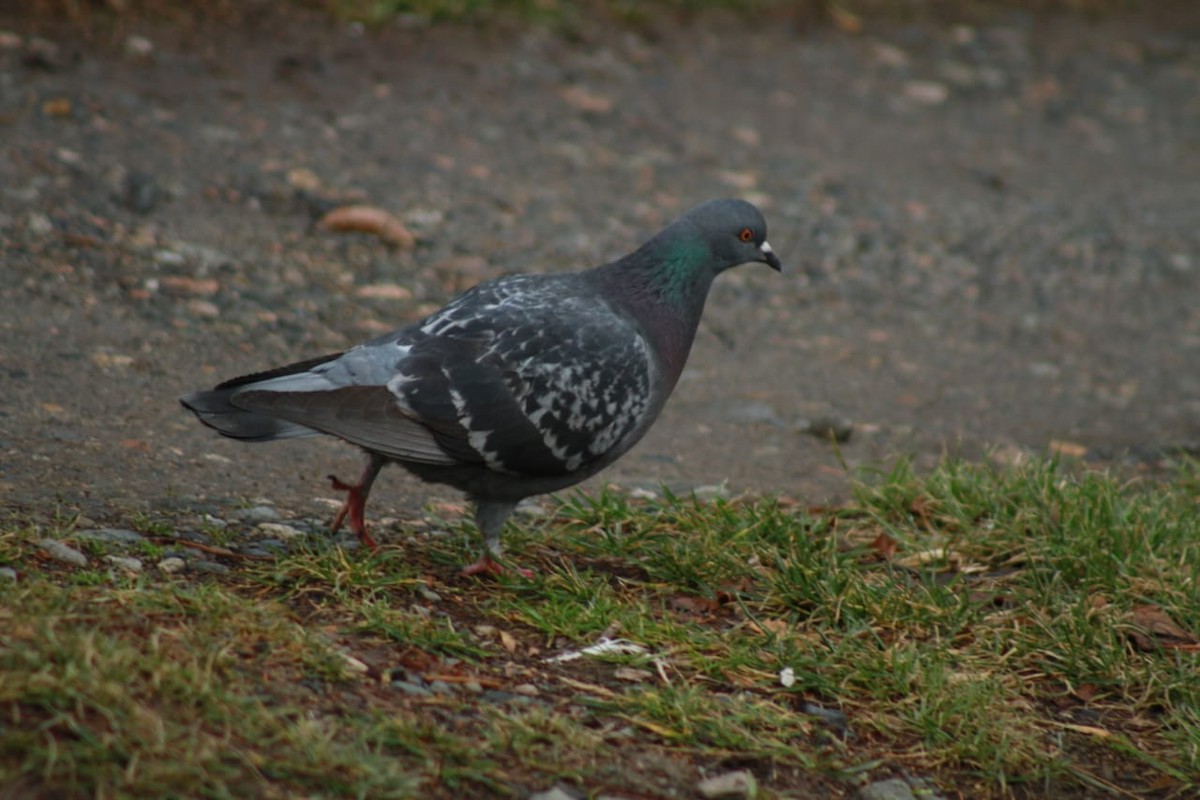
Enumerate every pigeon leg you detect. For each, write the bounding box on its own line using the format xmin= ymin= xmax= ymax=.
xmin=461 ymin=499 xmax=532 ymax=577
xmin=328 ymin=453 xmax=385 ymax=551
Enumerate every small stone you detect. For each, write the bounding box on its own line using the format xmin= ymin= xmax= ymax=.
xmin=252 ymin=539 xmax=289 ymax=554
xmin=697 ymin=770 xmax=757 ymax=799
xmin=38 ymin=539 xmax=88 ymax=567
xmin=124 ymin=34 xmax=154 ymax=58
xmin=0 ymin=567 xmax=17 ymax=582
xmin=692 ymin=483 xmax=731 ymax=501
xmin=428 ymin=680 xmax=455 ymax=695
xmin=105 ymin=555 xmax=143 ymax=573
xmin=157 ymin=557 xmax=186 ymax=574
xmin=902 ymin=80 xmax=950 ymax=106
xmin=512 ymin=683 xmax=540 ymax=696
xmin=857 ymin=778 xmax=919 ymax=800
xmin=463 ymin=680 xmax=483 ymax=693
xmin=392 ymin=680 xmax=432 ymax=696
xmin=26 ymin=212 xmax=53 ymax=235
xmin=237 ymin=505 xmax=281 ymax=523
xmin=77 ymin=528 xmax=146 ymax=545
xmin=480 ymin=690 xmax=531 ymax=705
xmin=529 ymin=786 xmax=584 ymax=800
xmin=417 ymin=585 xmax=442 ymax=603
xmin=189 ymin=560 xmax=230 ymax=576
xmin=122 ymin=171 xmax=161 ymax=214
xmin=255 ymin=522 xmax=305 ymax=539
xmin=802 ymin=415 xmax=854 ymax=443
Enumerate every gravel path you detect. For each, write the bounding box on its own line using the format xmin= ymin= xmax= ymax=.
xmin=2 ymin=6 xmax=1198 ymax=527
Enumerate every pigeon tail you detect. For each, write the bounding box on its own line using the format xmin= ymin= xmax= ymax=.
xmin=180 ymin=387 xmax=319 ymax=441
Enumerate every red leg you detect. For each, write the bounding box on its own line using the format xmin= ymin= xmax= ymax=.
xmin=327 ymin=455 xmax=384 ymax=551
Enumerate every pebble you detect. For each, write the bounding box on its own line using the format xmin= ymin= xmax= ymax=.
xmin=512 ymin=683 xmax=540 ymax=696
xmin=157 ymin=557 xmax=186 ymax=574
xmin=105 ymin=555 xmax=144 ymax=573
xmin=463 ymin=680 xmax=483 ymax=693
xmin=189 ymin=560 xmax=230 ymax=576
xmin=0 ymin=567 xmax=17 ymax=582
xmin=26 ymin=212 xmax=53 ymax=235
xmin=255 ymin=522 xmax=305 ymax=540
xmin=38 ymin=539 xmax=88 ymax=567
xmin=252 ymin=539 xmax=289 ymax=554
xmin=480 ymin=690 xmax=532 ymax=705
xmin=529 ymin=786 xmax=584 ymax=800
xmin=697 ymin=770 xmax=757 ymax=799
xmin=392 ymin=680 xmax=433 ymax=697
xmin=77 ymin=528 xmax=145 ymax=546
xmin=417 ymin=585 xmax=442 ymax=603
xmin=237 ymin=505 xmax=281 ymax=523
xmin=858 ymin=777 xmax=947 ymax=800
xmin=798 ymin=415 xmax=854 ymax=443
xmin=428 ymin=680 xmax=455 ymax=695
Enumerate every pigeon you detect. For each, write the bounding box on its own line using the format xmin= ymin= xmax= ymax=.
xmin=181 ymin=198 xmax=781 ymax=575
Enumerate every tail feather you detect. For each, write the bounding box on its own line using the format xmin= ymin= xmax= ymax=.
xmin=181 ymin=352 xmax=344 ymax=442
xmin=180 ymin=388 xmax=318 ymax=441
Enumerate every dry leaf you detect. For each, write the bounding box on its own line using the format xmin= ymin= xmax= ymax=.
xmin=319 ymin=205 xmax=415 ymax=249
xmin=499 ymin=630 xmax=518 ymax=653
xmin=870 ymin=532 xmax=898 ymax=560
xmin=561 ymin=85 xmax=613 ymax=114
xmin=1127 ymin=604 xmax=1200 ymax=652
xmin=614 ymin=666 xmax=653 ymax=683
xmin=669 ymin=595 xmax=721 ymax=616
xmin=159 ymin=276 xmax=219 ymax=296
xmin=354 ymin=283 xmax=412 ymax=301
xmin=1048 ymin=439 xmax=1088 ymax=458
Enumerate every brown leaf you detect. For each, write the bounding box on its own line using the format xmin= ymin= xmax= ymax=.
xmin=498 ymin=630 xmax=518 ymax=653
xmin=1048 ymin=439 xmax=1088 ymax=458
xmin=354 ymin=283 xmax=412 ymax=301
xmin=561 ymin=85 xmax=613 ymax=114
xmin=669 ymin=595 xmax=720 ymax=616
xmin=159 ymin=276 xmax=220 ymax=297
xmin=870 ymin=532 xmax=898 ymax=560
xmin=1127 ymin=604 xmax=1200 ymax=652
xmin=318 ymin=205 xmax=415 ymax=249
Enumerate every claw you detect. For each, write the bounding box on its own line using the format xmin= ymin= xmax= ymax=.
xmin=327 ymin=456 xmax=384 ymax=551
xmin=460 ymin=554 xmax=534 ymax=579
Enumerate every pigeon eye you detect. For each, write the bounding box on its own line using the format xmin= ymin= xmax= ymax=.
xmin=738 ymin=227 xmax=754 ymax=243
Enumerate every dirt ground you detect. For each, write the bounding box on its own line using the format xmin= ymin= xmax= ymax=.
xmin=1 ymin=5 xmax=1199 ymax=530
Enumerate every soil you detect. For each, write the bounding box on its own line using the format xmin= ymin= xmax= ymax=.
xmin=2 ymin=5 xmax=1199 ymax=527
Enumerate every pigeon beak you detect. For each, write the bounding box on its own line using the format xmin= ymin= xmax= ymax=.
xmin=760 ymin=240 xmax=782 ymax=272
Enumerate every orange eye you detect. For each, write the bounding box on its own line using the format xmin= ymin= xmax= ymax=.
xmin=738 ymin=227 xmax=754 ymax=243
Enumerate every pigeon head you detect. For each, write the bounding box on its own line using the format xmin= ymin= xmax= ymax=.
xmin=623 ymin=198 xmax=781 ymax=312
xmin=673 ymin=198 xmax=782 ymax=275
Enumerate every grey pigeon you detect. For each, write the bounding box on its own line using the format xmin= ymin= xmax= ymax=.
xmin=181 ymin=198 xmax=781 ymax=575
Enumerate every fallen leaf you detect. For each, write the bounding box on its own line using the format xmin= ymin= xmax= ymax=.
xmin=614 ymin=666 xmax=653 ymax=683
xmin=669 ymin=595 xmax=721 ymax=616
xmin=499 ymin=630 xmax=518 ymax=653
xmin=1127 ymin=604 xmax=1200 ymax=652
xmin=561 ymin=85 xmax=613 ymax=114
xmin=159 ymin=276 xmax=220 ymax=296
xmin=41 ymin=97 xmax=72 ymax=116
xmin=1048 ymin=439 xmax=1088 ymax=458
xmin=870 ymin=532 xmax=898 ymax=560
xmin=91 ymin=352 xmax=135 ymax=369
xmin=319 ymin=205 xmax=415 ymax=249
xmin=354 ymin=283 xmax=412 ymax=301
xmin=903 ymin=80 xmax=950 ymax=106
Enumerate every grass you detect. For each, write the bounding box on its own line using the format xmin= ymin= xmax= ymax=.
xmin=2 ymin=457 xmax=1199 ymax=797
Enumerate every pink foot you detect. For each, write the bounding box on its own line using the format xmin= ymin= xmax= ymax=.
xmin=460 ymin=554 xmax=534 ymax=579
xmin=328 ymin=473 xmax=380 ymax=551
